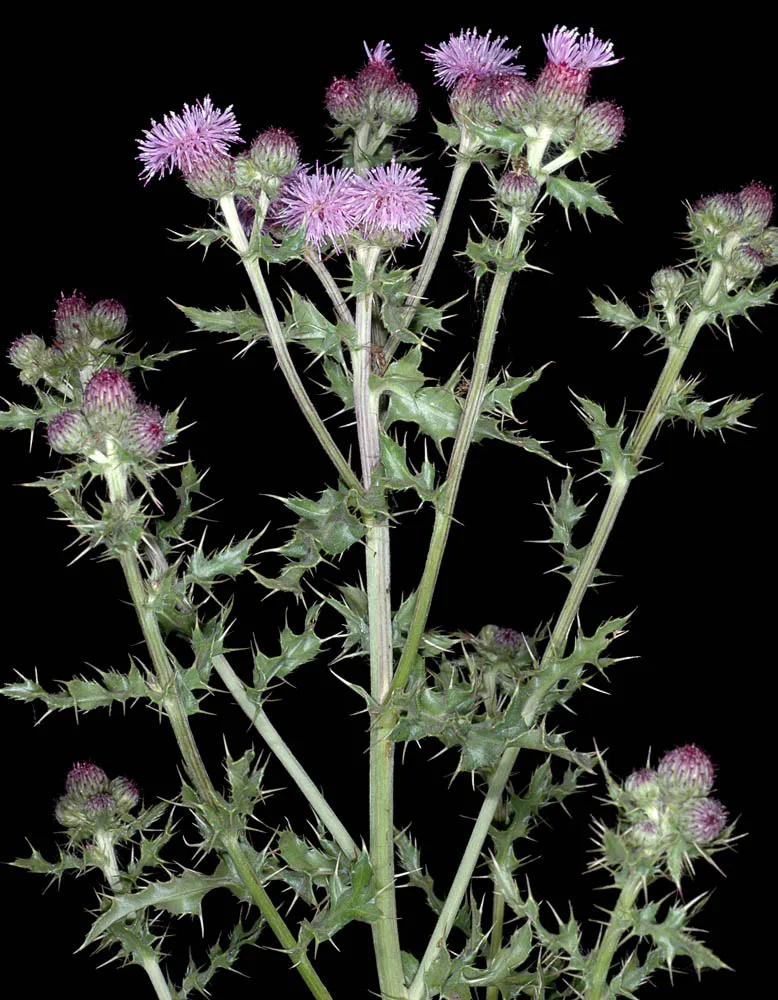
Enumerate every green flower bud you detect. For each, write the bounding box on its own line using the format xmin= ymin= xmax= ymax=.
xmin=8 ymin=334 xmax=47 ymax=370
xmin=88 ymin=299 xmax=128 ymax=341
xmin=185 ymin=153 xmax=235 ymax=200
xmin=66 ymin=761 xmax=109 ymax=800
xmin=624 ymin=767 xmax=662 ymax=803
xmin=727 ymin=243 xmax=765 ymax=280
xmin=650 ymin=267 xmax=685 ymax=304
xmin=657 ymin=744 xmax=714 ymax=798
xmin=679 ymin=797 xmax=728 ymax=843
xmin=55 ymin=795 xmax=85 ymax=828
xmin=46 ymin=410 xmax=92 ymax=455
xmin=110 ymin=776 xmax=141 ymax=812
xmin=250 ymin=128 xmax=300 ymax=178
xmin=574 ymin=101 xmax=625 ymax=152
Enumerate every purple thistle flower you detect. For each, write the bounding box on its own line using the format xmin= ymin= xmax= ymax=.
xmin=364 ymin=39 xmax=393 ymax=65
xmin=137 ymin=96 xmax=243 ymax=183
xmin=345 ymin=161 xmax=434 ymax=242
xmin=542 ymin=26 xmax=621 ymax=71
xmin=275 ymin=165 xmax=356 ymax=250
xmin=425 ymin=29 xmax=524 ymax=89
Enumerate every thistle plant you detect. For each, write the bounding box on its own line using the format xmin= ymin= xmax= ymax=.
xmin=2 ymin=22 xmax=773 ymax=1000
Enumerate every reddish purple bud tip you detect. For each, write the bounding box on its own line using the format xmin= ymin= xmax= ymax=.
xmin=54 ymin=292 xmax=91 ymax=343
xmin=66 ymin=761 xmax=109 ymax=799
xmin=124 ymin=404 xmax=166 ymax=458
xmin=83 ymin=368 xmax=137 ymax=416
xmin=657 ymin=744 xmax=715 ymax=797
xmin=681 ymin=797 xmax=728 ymax=843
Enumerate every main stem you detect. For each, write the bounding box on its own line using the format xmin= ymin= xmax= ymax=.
xmin=104 ymin=457 xmax=334 ymax=1000
xmin=408 ymin=268 xmax=723 ymax=1000
xmin=351 ymin=244 xmax=406 ymax=999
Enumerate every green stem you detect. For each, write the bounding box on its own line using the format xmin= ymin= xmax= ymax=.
xmin=104 ymin=459 xmax=333 ymax=1000
xmin=304 ymin=250 xmax=355 ymax=328
xmin=351 ymin=244 xmax=406 ymax=999
xmin=408 ymin=261 xmax=725 ymax=999
xmin=586 ymin=872 xmax=642 ymax=1000
xmin=93 ymin=830 xmax=175 ymax=1000
xmin=485 ymin=882 xmax=506 ymax=1000
xmin=385 ymin=136 xmax=476 ymax=362
xmin=391 ymin=212 xmax=526 ymax=697
xmin=213 ymin=653 xmax=358 ymax=860
xmin=219 ymin=194 xmax=362 ymax=494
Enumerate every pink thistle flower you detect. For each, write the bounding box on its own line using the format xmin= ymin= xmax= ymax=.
xmin=536 ymin=26 xmax=621 ymax=122
xmin=345 ymin=161 xmax=435 ymax=243
xmin=137 ymin=96 xmax=243 ymax=183
xmin=358 ymin=39 xmax=398 ymax=96
xmin=542 ymin=25 xmax=621 ymax=71
xmin=275 ymin=165 xmax=356 ymax=250
xmin=681 ymin=797 xmax=728 ymax=843
xmin=425 ymin=29 xmax=524 ymax=89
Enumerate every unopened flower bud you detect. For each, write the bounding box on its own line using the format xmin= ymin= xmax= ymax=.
xmin=375 ymin=81 xmax=419 ymax=125
xmin=754 ymin=226 xmax=778 ymax=266
xmin=85 ymin=792 xmax=116 ymax=818
xmin=680 ymin=797 xmax=728 ymax=843
xmin=66 ymin=761 xmax=109 ymax=800
xmin=185 ymin=152 xmax=235 ymax=200
xmin=691 ymin=193 xmax=745 ymax=235
xmin=123 ymin=404 xmax=166 ymax=458
xmin=8 ymin=334 xmax=46 ymax=370
xmin=54 ymin=292 xmax=91 ymax=343
xmin=629 ymin=819 xmax=663 ymax=847
xmin=82 ymin=369 xmax=136 ymax=417
xmin=625 ymin=767 xmax=661 ymax=802
xmin=497 ymin=171 xmax=540 ymax=212
xmin=574 ymin=101 xmax=625 ymax=152
xmin=110 ymin=776 xmax=141 ymax=812
xmin=326 ymin=77 xmax=367 ymax=126
xmin=739 ymin=182 xmax=773 ymax=232
xmin=493 ymin=627 xmax=523 ymax=648
xmin=250 ymin=128 xmax=300 ymax=178
xmin=450 ymin=76 xmax=496 ymax=126
xmin=88 ymin=299 xmax=128 ymax=341
xmin=727 ymin=243 xmax=765 ymax=280
xmin=489 ymin=74 xmax=535 ymax=130
xmin=47 ymin=410 xmax=91 ymax=454
xmin=657 ymin=744 xmax=714 ymax=797
xmin=55 ymin=795 xmax=85 ymax=827
xmin=651 ymin=268 xmax=685 ymax=303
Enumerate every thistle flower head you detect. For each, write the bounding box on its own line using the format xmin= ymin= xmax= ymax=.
xmin=85 ymin=792 xmax=116 ymax=818
xmin=536 ymin=26 xmax=620 ymax=123
xmin=66 ymin=762 xmax=109 ymax=800
xmin=47 ymin=409 xmax=91 ymax=455
xmin=250 ymin=128 xmax=300 ymax=178
xmin=88 ymin=299 xmax=128 ymax=341
xmin=542 ymin=25 xmax=621 ymax=71
xmin=493 ymin=627 xmax=523 ymax=648
xmin=82 ymin=368 xmax=137 ymax=416
xmin=425 ymin=29 xmax=524 ymax=89
xmin=358 ymin=39 xmax=398 ymax=96
xmin=624 ymin=767 xmax=662 ymax=802
xmin=110 ymin=776 xmax=141 ymax=812
xmin=496 ymin=171 xmax=540 ymax=213
xmin=488 ymin=73 xmax=536 ymax=129
xmin=345 ymin=161 xmax=434 ymax=244
xmin=326 ymin=77 xmax=368 ymax=126
xmin=8 ymin=333 xmax=46 ymax=370
xmin=657 ymin=743 xmax=715 ymax=797
xmin=54 ymin=292 xmax=91 ymax=343
xmin=739 ymin=181 xmax=773 ymax=231
xmin=574 ymin=100 xmax=625 ymax=151
xmin=275 ymin=165 xmax=356 ymax=250
xmin=123 ymin=404 xmax=166 ymax=459
xmin=185 ymin=151 xmax=236 ymax=200
xmin=137 ymin=96 xmax=243 ymax=183
xmin=681 ymin=797 xmax=728 ymax=843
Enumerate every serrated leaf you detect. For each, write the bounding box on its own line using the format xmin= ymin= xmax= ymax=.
xmin=546 ymin=175 xmax=617 ymax=221
xmin=82 ymin=869 xmax=237 ymax=948
xmin=174 ymin=302 xmax=267 ymax=342
xmin=186 ymin=537 xmax=256 ymax=589
xmin=253 ymin=607 xmax=322 ymax=691
xmin=2 ymin=665 xmax=152 ymax=714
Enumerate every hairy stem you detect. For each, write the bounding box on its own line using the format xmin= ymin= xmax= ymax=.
xmin=213 ymin=653 xmax=358 ymax=859
xmin=219 ymin=194 xmax=361 ymax=494
xmin=407 ymin=260 xmax=725 ymax=999
xmin=586 ymin=871 xmax=643 ymax=1000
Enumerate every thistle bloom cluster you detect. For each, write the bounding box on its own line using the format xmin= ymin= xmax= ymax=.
xmin=426 ymin=26 xmax=624 ymax=149
xmin=275 ymin=161 xmax=435 ymax=250
xmin=47 ymin=366 xmax=166 ymax=459
xmin=326 ymin=40 xmax=418 ymax=127
xmin=8 ymin=293 xmax=166 ymax=460
xmin=690 ymin=182 xmax=776 ymax=275
xmin=55 ymin=762 xmax=140 ymax=832
xmin=624 ymin=744 xmax=729 ymax=849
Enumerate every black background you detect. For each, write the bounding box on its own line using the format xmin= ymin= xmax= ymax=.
xmin=2 ymin=12 xmax=773 ymax=999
